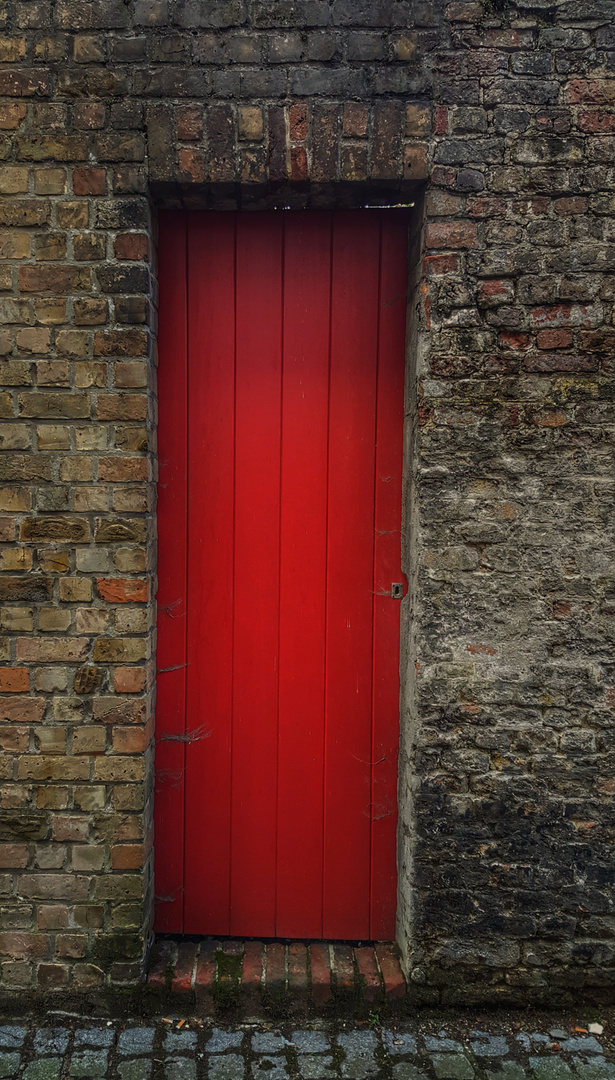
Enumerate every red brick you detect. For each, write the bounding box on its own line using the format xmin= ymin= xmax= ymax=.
xmin=72 ymin=167 xmax=106 ymax=196
xmin=537 ymin=329 xmax=573 ymax=349
xmin=309 ymin=943 xmax=332 ymax=1005
xmin=289 ymin=103 xmax=308 ymax=141
xmin=425 ymin=220 xmax=478 ymax=249
xmin=264 ymin=942 xmax=285 ymax=996
xmin=114 ymin=233 xmax=149 ymax=261
xmin=355 ymin=946 xmax=382 ymax=1004
xmin=374 ymin=943 xmax=406 ymax=1002
xmin=0 ymin=668 xmax=29 ymax=693
xmin=172 ymin=940 xmax=197 ymax=995
xmin=195 ymin=939 xmax=218 ymax=1013
xmin=96 ymin=578 xmax=148 ymax=603
xmin=288 ymin=942 xmax=307 ymax=992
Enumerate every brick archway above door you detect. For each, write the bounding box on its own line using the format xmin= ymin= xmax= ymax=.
xmin=155 ymin=210 xmax=408 ymax=941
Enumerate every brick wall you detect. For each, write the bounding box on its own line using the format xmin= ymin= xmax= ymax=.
xmin=0 ymin=0 xmax=613 ymax=1002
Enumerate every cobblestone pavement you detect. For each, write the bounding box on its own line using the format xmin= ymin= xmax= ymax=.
xmin=0 ymin=1013 xmax=613 ymax=1080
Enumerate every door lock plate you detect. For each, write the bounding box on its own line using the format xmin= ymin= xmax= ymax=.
xmin=391 ymin=583 xmax=404 ymax=599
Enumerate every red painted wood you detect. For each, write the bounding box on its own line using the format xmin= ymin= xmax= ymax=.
xmin=370 ymin=212 xmax=408 ymax=939
xmin=183 ymin=213 xmax=237 ymax=935
xmin=276 ymin=212 xmax=332 ymax=938
xmin=323 ymin=212 xmax=381 ymax=940
xmin=230 ymin=214 xmax=284 ymax=936
xmin=156 ymin=210 xmax=408 ymax=940
xmin=154 ymin=211 xmax=188 ymax=932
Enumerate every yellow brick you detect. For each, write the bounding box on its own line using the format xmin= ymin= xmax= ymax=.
xmin=36 ymin=425 xmax=70 ymax=451
xmin=34 ymin=727 xmax=67 ymax=754
xmin=34 ymin=168 xmax=67 ymax=195
xmin=0 ymin=607 xmax=34 ymax=631
xmin=59 ymin=578 xmax=92 ymax=603
xmin=0 ymin=231 xmax=30 ymax=260
xmin=0 ymin=548 xmax=32 ymax=571
xmin=0 ymin=167 xmax=28 ymax=194
xmin=38 ymin=608 xmax=71 ymax=632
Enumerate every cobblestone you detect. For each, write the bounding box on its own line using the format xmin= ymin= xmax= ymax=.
xmin=0 ymin=1013 xmax=609 ymax=1080
xmin=118 ymin=1030 xmax=155 ymax=1056
xmin=206 ymin=1031 xmax=244 ymax=1054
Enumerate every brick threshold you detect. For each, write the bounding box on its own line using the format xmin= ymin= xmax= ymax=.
xmin=146 ymin=938 xmax=406 ymax=1017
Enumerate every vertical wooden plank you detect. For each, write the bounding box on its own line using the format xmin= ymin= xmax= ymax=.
xmin=370 ymin=211 xmax=408 ymax=939
xmin=155 ymin=211 xmax=188 ymax=932
xmin=183 ymin=212 xmax=237 ymax=935
xmin=323 ymin=212 xmax=381 ymax=940
xmin=230 ymin=212 xmax=284 ymax=936
xmin=276 ymin=212 xmax=332 ymax=938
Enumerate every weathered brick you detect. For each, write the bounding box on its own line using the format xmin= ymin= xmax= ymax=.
xmin=0 ymin=102 xmax=27 ymax=130
xmin=0 ymin=69 xmax=51 ymax=96
xmin=0 ymin=0 xmax=611 ymax=1004
xmin=72 ymin=168 xmax=106 ymax=196
xmin=0 ymin=166 xmax=28 ymax=193
xmin=425 ymin=220 xmax=478 ymax=248
xmin=19 ymin=265 xmax=92 ymax=294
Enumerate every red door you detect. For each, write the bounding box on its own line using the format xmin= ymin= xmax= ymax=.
xmin=155 ymin=210 xmax=408 ymax=940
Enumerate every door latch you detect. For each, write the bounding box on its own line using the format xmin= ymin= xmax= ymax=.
xmin=391 ymin=583 xmax=404 ymax=599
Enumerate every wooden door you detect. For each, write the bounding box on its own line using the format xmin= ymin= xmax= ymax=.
xmin=155 ymin=210 xmax=408 ymax=940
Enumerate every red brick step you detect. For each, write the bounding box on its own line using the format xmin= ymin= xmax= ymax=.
xmin=146 ymin=939 xmax=406 ymax=1017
